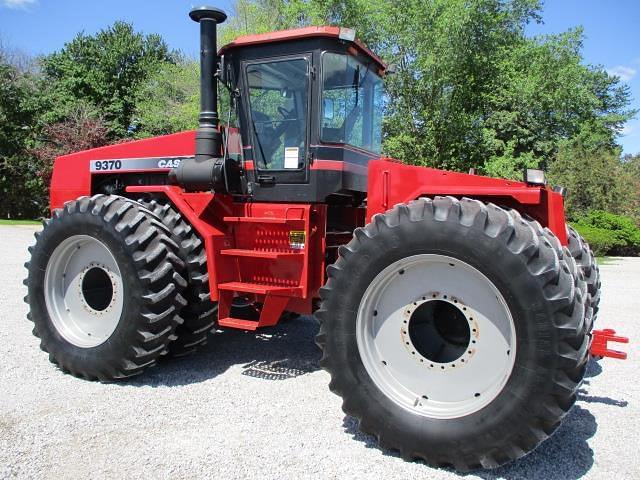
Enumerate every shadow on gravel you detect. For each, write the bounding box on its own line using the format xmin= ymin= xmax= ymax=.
xmin=343 ymin=407 xmax=597 ymax=480
xmin=121 ymin=315 xmax=322 ymax=387
xmin=579 ymin=359 xmax=628 ymax=407
xmin=341 ymin=358 xmax=620 ymax=480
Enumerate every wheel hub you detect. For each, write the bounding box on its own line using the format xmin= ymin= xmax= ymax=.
xmin=44 ymin=235 xmax=124 ymax=348
xmin=79 ymin=263 xmax=117 ymax=313
xmin=356 ymin=254 xmax=516 ymax=419
xmin=401 ymin=294 xmax=476 ymax=369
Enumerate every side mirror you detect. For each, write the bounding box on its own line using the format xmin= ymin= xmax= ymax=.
xmin=323 ymin=98 xmax=335 ymax=120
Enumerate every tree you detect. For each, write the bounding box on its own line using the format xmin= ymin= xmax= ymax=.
xmin=133 ymin=60 xmax=200 ymax=138
xmin=621 ymin=153 xmax=640 ymax=222
xmin=31 ymin=106 xmax=110 ymax=192
xmin=0 ymin=51 xmax=41 ymax=218
xmin=341 ymin=0 xmax=633 ymax=175
xmin=548 ymin=138 xmax=636 ymax=221
xmin=39 ymin=22 xmax=175 ymax=138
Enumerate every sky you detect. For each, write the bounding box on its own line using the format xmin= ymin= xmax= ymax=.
xmin=1 ymin=0 xmax=639 ymax=155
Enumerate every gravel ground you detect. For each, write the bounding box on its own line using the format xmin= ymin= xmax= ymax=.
xmin=1 ymin=224 xmax=637 ymax=480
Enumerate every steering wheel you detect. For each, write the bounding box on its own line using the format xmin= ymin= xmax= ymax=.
xmin=278 ymin=106 xmax=294 ymax=119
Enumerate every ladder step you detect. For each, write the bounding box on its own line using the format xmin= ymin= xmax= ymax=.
xmin=223 ymin=216 xmax=304 ymax=225
xmin=220 ymin=249 xmax=304 ymax=259
xmin=217 ymin=282 xmax=302 ymax=295
xmin=218 ymin=317 xmax=259 ymax=331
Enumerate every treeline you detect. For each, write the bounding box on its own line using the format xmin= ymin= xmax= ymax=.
xmin=1 ymin=0 xmax=639 ymax=254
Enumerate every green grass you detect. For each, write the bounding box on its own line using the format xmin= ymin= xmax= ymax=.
xmin=0 ymin=219 xmax=41 ymax=226
xmin=596 ymin=256 xmax=616 ymax=265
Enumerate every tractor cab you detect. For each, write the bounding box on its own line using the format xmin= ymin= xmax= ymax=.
xmin=218 ymin=27 xmax=386 ymax=203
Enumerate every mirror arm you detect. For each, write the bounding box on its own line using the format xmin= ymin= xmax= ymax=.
xmin=216 ymin=70 xmax=240 ymax=99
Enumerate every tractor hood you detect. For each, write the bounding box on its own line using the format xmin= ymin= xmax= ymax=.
xmin=49 ymin=131 xmax=197 ymax=210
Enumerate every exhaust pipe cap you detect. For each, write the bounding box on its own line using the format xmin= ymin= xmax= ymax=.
xmin=189 ymin=6 xmax=227 ymax=23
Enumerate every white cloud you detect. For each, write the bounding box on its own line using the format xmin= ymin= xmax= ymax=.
xmin=621 ymin=125 xmax=633 ymax=136
xmin=607 ymin=65 xmax=637 ymax=82
xmin=1 ymin=0 xmax=37 ymax=9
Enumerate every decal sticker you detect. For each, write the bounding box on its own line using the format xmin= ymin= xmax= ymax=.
xmin=284 ymin=147 xmax=299 ymax=169
xmin=289 ymin=230 xmax=306 ymax=250
xmin=89 ymin=157 xmax=192 ymax=173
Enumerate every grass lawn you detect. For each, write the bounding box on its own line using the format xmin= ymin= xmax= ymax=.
xmin=596 ymin=256 xmax=617 ymax=265
xmin=0 ymin=219 xmax=41 ymax=226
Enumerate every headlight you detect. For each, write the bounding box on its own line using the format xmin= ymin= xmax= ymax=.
xmin=524 ymin=168 xmax=546 ymax=186
xmin=338 ymin=28 xmax=356 ymax=42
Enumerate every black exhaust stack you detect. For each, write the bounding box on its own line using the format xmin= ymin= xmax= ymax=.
xmin=169 ymin=6 xmax=227 ymax=191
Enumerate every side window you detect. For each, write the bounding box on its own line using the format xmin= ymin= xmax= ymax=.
xmin=246 ymin=58 xmax=309 ymax=170
xmin=321 ymin=52 xmax=384 ymax=154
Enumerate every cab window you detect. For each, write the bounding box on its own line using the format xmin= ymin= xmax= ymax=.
xmin=246 ymin=58 xmax=309 ymax=170
xmin=321 ymin=52 xmax=384 ymax=154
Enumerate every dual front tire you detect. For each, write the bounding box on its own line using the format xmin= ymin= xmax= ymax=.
xmin=25 ymin=195 xmax=188 ymax=380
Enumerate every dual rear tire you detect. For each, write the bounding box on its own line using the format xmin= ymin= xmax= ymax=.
xmin=316 ymin=197 xmax=590 ymax=470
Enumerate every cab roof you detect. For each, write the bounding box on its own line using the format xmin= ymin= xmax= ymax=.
xmin=219 ymin=26 xmax=386 ymax=71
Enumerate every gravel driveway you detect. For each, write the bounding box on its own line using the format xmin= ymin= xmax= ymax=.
xmin=1 ymin=225 xmax=637 ymax=479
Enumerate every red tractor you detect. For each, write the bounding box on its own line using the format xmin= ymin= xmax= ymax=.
xmin=25 ymin=6 xmax=627 ymax=470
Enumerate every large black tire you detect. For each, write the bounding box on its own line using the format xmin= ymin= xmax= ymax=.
xmin=24 ymin=195 xmax=187 ymax=380
xmin=138 ymin=198 xmax=217 ymax=357
xmin=316 ymin=197 xmax=588 ymax=470
xmin=567 ymin=225 xmax=601 ymax=321
xmin=528 ymin=219 xmax=593 ymax=335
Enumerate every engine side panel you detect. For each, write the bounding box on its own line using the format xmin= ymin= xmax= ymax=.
xmin=50 ymin=131 xmax=196 ymax=210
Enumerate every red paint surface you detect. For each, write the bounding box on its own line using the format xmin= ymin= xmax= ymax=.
xmin=49 ymin=131 xmax=196 ymax=210
xmin=366 ymin=159 xmax=568 ymax=244
xmin=590 ymin=329 xmax=628 ymax=360
xmin=50 ymin=130 xmax=572 ymax=329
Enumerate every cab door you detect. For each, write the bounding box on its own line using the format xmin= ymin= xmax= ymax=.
xmin=242 ymin=55 xmax=312 ymax=184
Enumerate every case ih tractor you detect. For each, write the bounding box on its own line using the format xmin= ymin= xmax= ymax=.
xmin=25 ymin=6 xmax=627 ymax=470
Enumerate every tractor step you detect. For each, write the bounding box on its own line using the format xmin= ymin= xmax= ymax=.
xmin=217 ymin=281 xmax=302 ymax=295
xmin=218 ymin=317 xmax=259 ymax=331
xmin=223 ymin=216 xmax=305 ymax=226
xmin=220 ymin=249 xmax=304 ymax=259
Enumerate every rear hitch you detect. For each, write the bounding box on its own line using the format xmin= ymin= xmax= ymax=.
xmin=590 ymin=329 xmax=629 ymax=360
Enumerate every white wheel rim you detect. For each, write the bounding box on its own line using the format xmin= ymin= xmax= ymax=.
xmin=44 ymin=235 xmax=124 ymax=348
xmin=356 ymin=254 xmax=516 ymax=419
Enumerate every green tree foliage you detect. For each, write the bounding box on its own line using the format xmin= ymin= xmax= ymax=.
xmin=133 ymin=60 xmax=200 ymax=138
xmin=0 ymin=50 xmax=42 ymax=218
xmin=621 ymin=153 xmax=640 ymax=221
xmin=572 ymin=211 xmax=640 ymax=256
xmin=39 ymin=22 xmax=175 ymax=138
xmin=324 ymin=0 xmax=633 ymax=175
xmin=547 ymin=140 xmax=635 ymax=221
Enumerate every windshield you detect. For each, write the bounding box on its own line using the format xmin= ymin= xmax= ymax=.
xmin=321 ymin=52 xmax=384 ymax=154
